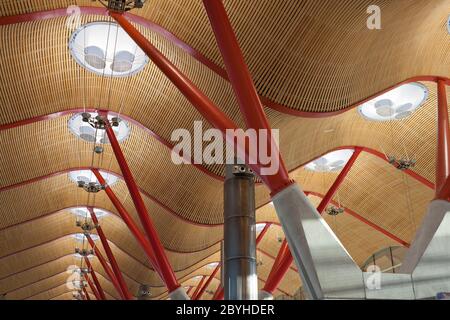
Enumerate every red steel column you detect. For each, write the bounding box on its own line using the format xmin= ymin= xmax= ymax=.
xmin=91 ymin=169 xmax=160 ymax=275
xmin=109 ymin=12 xmax=282 ymax=190
xmin=191 ymin=276 xmax=206 ymax=300
xmin=194 ymin=265 xmax=220 ymax=300
xmin=85 ymin=273 xmax=101 ymax=300
xmin=99 ymin=117 xmax=180 ymax=293
xmin=263 ymin=148 xmax=362 ymax=294
xmin=203 ymin=0 xmax=291 ymax=193
xmin=84 ymin=256 xmax=107 ymax=300
xmin=186 ymin=286 xmax=194 ymax=297
xmin=88 ymin=208 xmax=132 ymax=300
xmin=436 ymin=79 xmax=450 ymax=199
xmin=82 ymin=287 xmax=91 ymax=301
xmin=86 ymin=234 xmax=126 ymax=300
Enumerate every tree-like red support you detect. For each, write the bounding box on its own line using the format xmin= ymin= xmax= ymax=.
xmin=85 ymin=273 xmax=101 ymax=300
xmin=262 ymin=149 xmax=361 ymax=294
xmin=191 ymin=276 xmax=206 ymax=300
xmin=82 ymin=287 xmax=91 ymax=301
xmin=91 ymin=169 xmax=160 ymax=275
xmin=436 ymin=79 xmax=450 ymax=200
xmin=86 ymin=234 xmax=126 ymax=300
xmin=98 ymin=116 xmax=181 ymax=293
xmin=194 ymin=265 xmax=220 ymax=300
xmin=84 ymin=256 xmax=107 ymax=300
xmin=88 ymin=208 xmax=132 ymax=300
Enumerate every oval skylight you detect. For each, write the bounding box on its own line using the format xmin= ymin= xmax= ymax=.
xmin=68 ymin=169 xmax=118 ymax=187
xmin=73 ymin=253 xmax=94 ymax=260
xmin=305 ymin=149 xmax=355 ymax=172
xmin=68 ymin=112 xmax=131 ymax=144
xmin=73 ymin=233 xmax=100 ymax=243
xmin=69 ymin=21 xmax=149 ymax=77
xmin=358 ymin=83 xmax=428 ymax=121
xmin=70 ymin=207 xmax=111 ymax=219
xmin=206 ymin=262 xmax=219 ymax=269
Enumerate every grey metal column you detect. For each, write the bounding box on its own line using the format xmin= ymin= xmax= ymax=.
xmin=224 ymin=164 xmax=258 ymax=300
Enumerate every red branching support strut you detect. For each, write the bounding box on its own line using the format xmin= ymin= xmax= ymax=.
xmin=91 ymin=169 xmax=161 ymax=276
xmin=191 ymin=276 xmax=206 ymax=300
xmin=194 ymin=265 xmax=220 ymax=300
xmin=88 ymin=208 xmax=133 ymax=300
xmin=86 ymin=234 xmax=126 ymax=300
xmin=436 ymin=79 xmax=450 ymax=200
xmin=84 ymin=256 xmax=107 ymax=300
xmin=98 ymin=116 xmax=180 ymax=293
xmin=85 ymin=273 xmax=101 ymax=300
xmin=82 ymin=286 xmax=91 ymax=301
xmin=203 ymin=0 xmax=292 ymax=194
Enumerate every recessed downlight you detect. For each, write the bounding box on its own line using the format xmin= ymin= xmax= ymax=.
xmin=68 ymin=112 xmax=131 ymax=144
xmin=358 ymin=83 xmax=428 ymax=121
xmin=69 ymin=21 xmax=149 ymax=77
xmin=305 ymin=149 xmax=355 ymax=172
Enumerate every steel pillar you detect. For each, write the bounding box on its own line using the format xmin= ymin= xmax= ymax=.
xmin=223 ymin=164 xmax=258 ymax=300
xmin=85 ymin=273 xmax=101 ymax=300
xmin=86 ymin=234 xmax=125 ymax=300
xmin=84 ymin=256 xmax=107 ymax=300
xmin=436 ymin=79 xmax=450 ymax=199
xmin=88 ymin=208 xmax=132 ymax=300
xmin=99 ymin=116 xmax=184 ymax=297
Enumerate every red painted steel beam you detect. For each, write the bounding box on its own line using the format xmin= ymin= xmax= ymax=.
xmin=84 ymin=273 xmax=101 ymax=300
xmin=98 ymin=117 xmax=180 ymax=293
xmin=256 ymin=223 xmax=271 ymax=244
xmin=82 ymin=287 xmax=91 ymax=301
xmin=203 ymin=0 xmax=292 ymax=194
xmin=191 ymin=276 xmax=206 ymax=300
xmin=109 ymin=12 xmax=275 ymax=188
xmin=91 ymin=169 xmax=161 ymax=275
xmin=86 ymin=234 xmax=126 ymax=300
xmin=263 ymin=148 xmax=362 ymax=294
xmin=85 ymin=242 xmax=110 ymax=300
xmin=88 ymin=208 xmax=132 ymax=300
xmin=186 ymin=286 xmax=194 ymax=297
xmin=194 ymin=265 xmax=220 ymax=300
xmin=436 ymin=79 xmax=450 ymax=199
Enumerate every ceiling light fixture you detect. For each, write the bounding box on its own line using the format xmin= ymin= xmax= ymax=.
xmin=68 ymin=169 xmax=118 ymax=188
xmin=305 ymin=149 xmax=355 ymax=172
xmin=358 ymin=83 xmax=428 ymax=121
xmin=68 ymin=112 xmax=130 ymax=144
xmin=69 ymin=21 xmax=149 ymax=77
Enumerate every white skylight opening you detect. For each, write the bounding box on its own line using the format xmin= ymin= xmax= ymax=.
xmin=358 ymin=83 xmax=428 ymax=121
xmin=256 ymin=223 xmax=267 ymax=233
xmin=68 ymin=112 xmax=131 ymax=144
xmin=206 ymin=262 xmax=219 ymax=269
xmin=73 ymin=233 xmax=100 ymax=243
xmin=70 ymin=207 xmax=110 ymax=219
xmin=68 ymin=170 xmax=118 ymax=187
xmin=69 ymin=21 xmax=149 ymax=77
xmin=305 ymin=149 xmax=355 ymax=172
xmin=73 ymin=253 xmax=94 ymax=260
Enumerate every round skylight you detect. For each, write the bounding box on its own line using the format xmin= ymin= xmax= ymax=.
xmin=358 ymin=83 xmax=428 ymax=121
xmin=206 ymin=262 xmax=219 ymax=269
xmin=74 ymin=253 xmax=94 ymax=260
xmin=73 ymin=233 xmax=100 ymax=243
xmin=305 ymin=149 xmax=355 ymax=172
xmin=70 ymin=207 xmax=111 ymax=219
xmin=68 ymin=170 xmax=118 ymax=187
xmin=69 ymin=21 xmax=149 ymax=77
xmin=68 ymin=112 xmax=131 ymax=144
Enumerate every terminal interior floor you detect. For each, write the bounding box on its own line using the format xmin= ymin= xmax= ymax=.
xmin=0 ymin=0 xmax=449 ymax=300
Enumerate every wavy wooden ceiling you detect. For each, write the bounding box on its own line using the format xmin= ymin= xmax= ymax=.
xmin=0 ymin=0 xmax=449 ymax=299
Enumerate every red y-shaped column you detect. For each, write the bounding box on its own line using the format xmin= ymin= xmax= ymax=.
xmin=85 ymin=273 xmax=101 ymax=300
xmin=191 ymin=276 xmax=206 ymax=300
xmin=86 ymin=234 xmax=126 ymax=300
xmin=194 ymin=266 xmax=220 ymax=300
xmin=84 ymin=256 xmax=107 ymax=300
xmin=97 ymin=117 xmax=185 ymax=298
xmin=82 ymin=287 xmax=91 ymax=301
xmin=436 ymin=79 xmax=450 ymax=199
xmin=261 ymin=148 xmax=361 ymax=296
xmin=91 ymin=169 xmax=160 ymax=275
xmin=88 ymin=208 xmax=132 ymax=300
